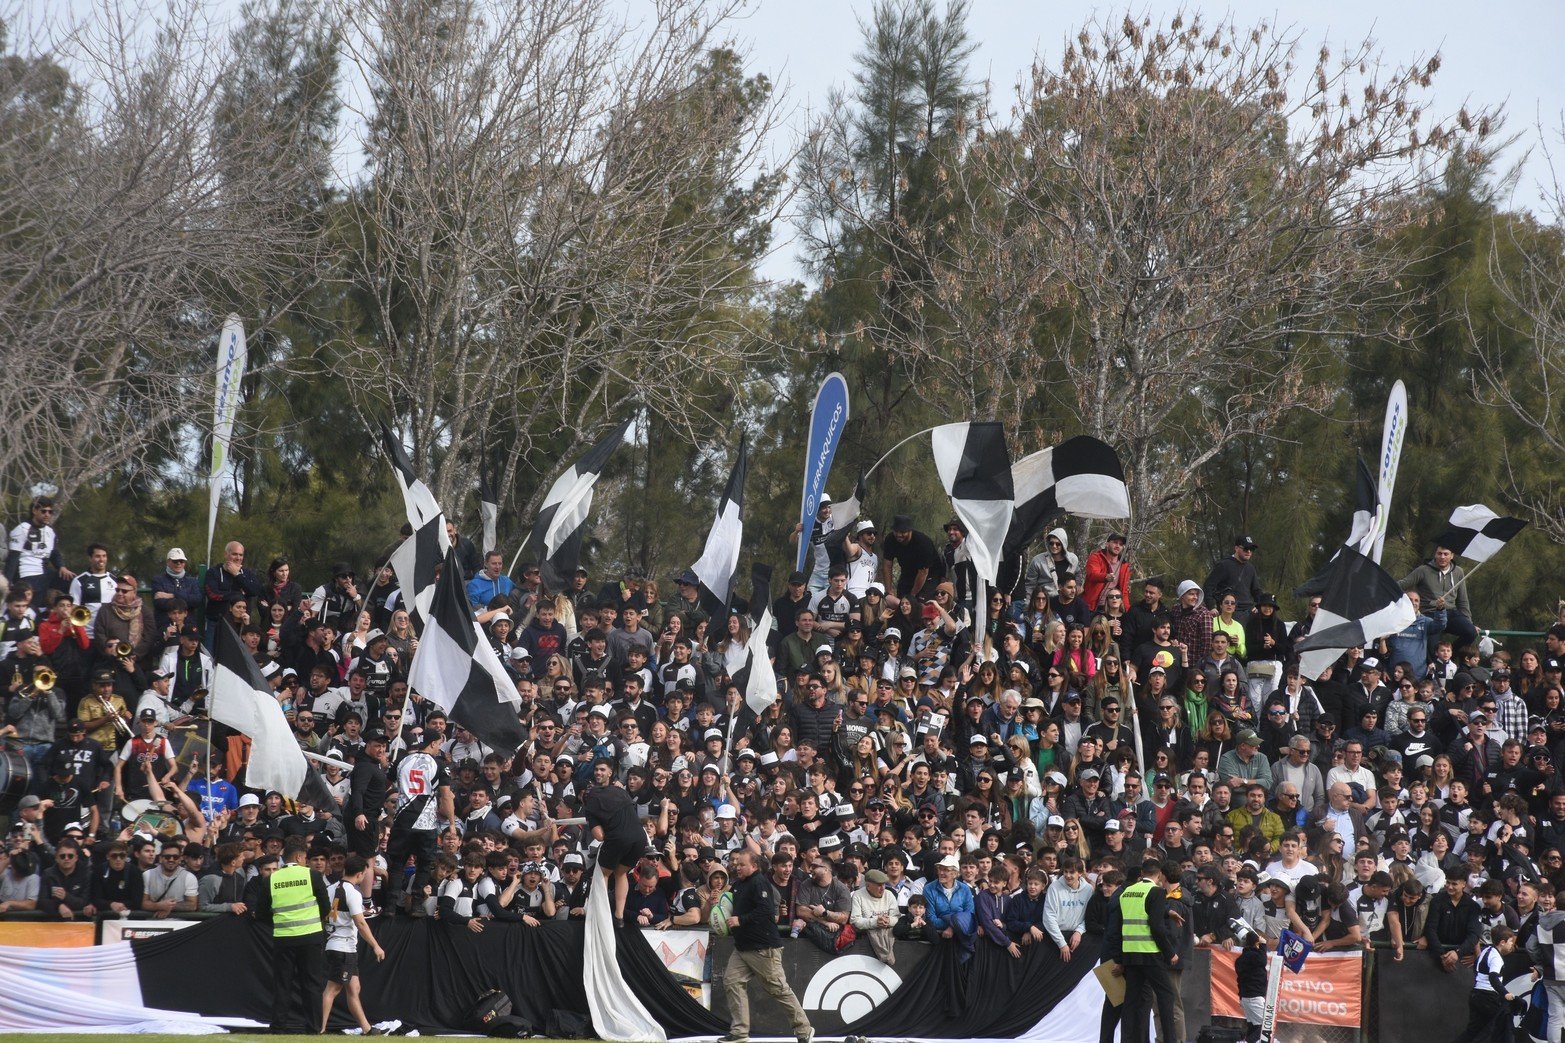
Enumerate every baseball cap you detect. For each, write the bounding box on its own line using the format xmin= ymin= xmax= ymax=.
xmin=166 ymin=547 xmax=187 ymax=561
xmin=562 ymin=852 xmax=585 ymax=868
xmin=855 ymin=519 xmax=876 ymax=533
xmin=137 ymin=708 xmax=158 ymax=721
xmin=937 ymin=854 xmax=960 ymax=869
xmin=899 ymin=666 xmax=918 ymax=680
xmin=1047 ymin=814 xmax=1066 ymax=828
xmin=787 ymin=571 xmax=807 ymax=585
xmin=819 ymin=834 xmax=843 ymax=852
xmin=1236 ymin=535 xmax=1257 ymax=549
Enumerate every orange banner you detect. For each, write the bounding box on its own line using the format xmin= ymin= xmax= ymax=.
xmin=0 ymin=921 xmax=95 ymax=948
xmin=1209 ymin=948 xmax=1363 ymax=1027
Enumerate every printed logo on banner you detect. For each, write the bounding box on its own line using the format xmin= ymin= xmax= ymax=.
xmin=1209 ymin=948 xmax=1362 ymax=1028
xmin=801 ymin=954 xmax=902 ymax=1023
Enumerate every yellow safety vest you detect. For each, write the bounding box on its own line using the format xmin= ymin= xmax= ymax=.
xmin=1120 ymin=879 xmax=1158 ymax=954
xmin=269 ymin=863 xmax=323 ymax=939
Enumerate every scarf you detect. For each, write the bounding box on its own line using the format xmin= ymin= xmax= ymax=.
xmin=110 ymin=600 xmax=144 ymax=648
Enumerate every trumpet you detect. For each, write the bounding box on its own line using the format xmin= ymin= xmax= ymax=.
xmin=97 ymin=689 xmax=133 ymax=738
xmin=18 ymin=666 xmax=56 ymax=698
xmin=112 ymin=640 xmax=134 ymax=659
xmin=69 ymin=605 xmax=92 ymax=627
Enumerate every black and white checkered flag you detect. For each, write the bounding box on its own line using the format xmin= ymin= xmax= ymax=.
xmin=1438 ymin=505 xmax=1527 ymax=564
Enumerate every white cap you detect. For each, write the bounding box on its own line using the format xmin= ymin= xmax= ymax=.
xmin=819 ymin=493 xmax=833 ymax=505
xmin=937 ymin=854 xmax=961 ymax=869
xmin=716 ymin=805 xmax=737 ymax=820
xmin=166 ymin=547 xmax=187 ymax=561
xmin=1047 ymin=814 xmax=1066 ymax=828
xmin=238 ymin=793 xmax=261 ymax=808
xmin=260 ymin=661 xmax=280 ymax=678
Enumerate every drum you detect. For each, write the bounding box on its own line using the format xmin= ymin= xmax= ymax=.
xmin=0 ymin=740 xmax=31 ymax=813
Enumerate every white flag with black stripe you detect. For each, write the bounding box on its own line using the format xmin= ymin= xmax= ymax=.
xmin=388 ymin=511 xmax=444 ymax=627
xmin=690 ymin=438 xmax=747 ymax=613
xmin=478 ymin=463 xmax=499 ymax=556
xmin=408 ymin=547 xmax=526 ymax=752
xmin=1293 ymin=545 xmax=1416 ymax=682
xmin=1439 ymin=505 xmax=1527 ymax=564
xmin=210 ymin=620 xmax=307 ymax=798
xmin=730 ymin=565 xmax=776 ymax=716
xmin=1005 ymin=435 xmax=1130 ymax=558
xmin=931 ymin=422 xmax=1014 ymax=584
xmin=530 ymin=418 xmax=631 ymax=591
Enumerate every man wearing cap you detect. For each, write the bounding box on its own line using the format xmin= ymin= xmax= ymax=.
xmin=790 ymin=495 xmax=838 ymax=599
xmin=1083 ymin=533 xmax=1131 ymax=616
xmin=923 ymin=852 xmax=976 ymax=961
xmin=794 ymin=856 xmax=853 ymax=953
xmin=841 ymin=520 xmax=880 ymax=600
xmin=158 ymin=622 xmax=212 ymax=711
xmin=309 ymin=563 xmax=364 ymax=634
xmin=850 ymin=868 xmax=899 ymax=964
xmin=1217 ymin=730 xmax=1273 ymax=793
xmin=770 ymin=571 xmax=814 ymax=655
xmin=880 ymin=514 xmax=942 ymax=599
xmin=1204 ymin=535 xmax=1264 ymax=620
xmin=112 ymin=707 xmax=177 ymax=806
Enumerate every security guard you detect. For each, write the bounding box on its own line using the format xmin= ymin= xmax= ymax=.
xmin=1103 ymin=862 xmax=1178 ymax=1043
xmin=255 ymin=837 xmax=331 ymax=1033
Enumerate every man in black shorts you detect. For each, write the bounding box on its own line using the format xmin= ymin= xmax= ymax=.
xmin=581 ymin=757 xmax=643 ymax=927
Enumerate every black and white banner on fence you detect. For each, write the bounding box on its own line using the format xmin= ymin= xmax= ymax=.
xmin=689 ymin=437 xmax=748 ymax=614
xmin=407 ymin=547 xmax=526 ymax=752
xmin=1438 ymin=504 xmax=1527 ymax=563
xmin=1293 ymin=545 xmax=1417 ymax=682
xmin=530 ymin=418 xmax=631 ymax=591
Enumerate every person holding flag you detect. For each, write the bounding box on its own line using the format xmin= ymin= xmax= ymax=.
xmin=582 ymin=755 xmax=645 ymax=928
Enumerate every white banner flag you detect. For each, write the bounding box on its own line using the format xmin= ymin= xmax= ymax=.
xmin=207 ymin=316 xmax=247 ymax=565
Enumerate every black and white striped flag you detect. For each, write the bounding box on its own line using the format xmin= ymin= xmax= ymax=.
xmin=730 ymin=564 xmax=777 ymax=716
xmin=210 ymin=620 xmax=308 ymax=798
xmin=478 ymin=462 xmax=499 ymax=556
xmin=1439 ymin=505 xmax=1527 ymax=563
xmin=1004 ymin=435 xmax=1130 ymax=561
xmin=530 ymin=419 xmax=631 ymax=591
xmin=690 ymin=438 xmax=748 ymax=613
xmin=407 ymin=547 xmax=526 ymax=752
xmin=931 ymin=422 xmax=1014 ymax=584
xmin=1293 ymin=545 xmax=1416 ymax=682
xmin=1296 ymin=455 xmax=1379 ymax=598
xmin=380 ymin=424 xmax=449 ymax=627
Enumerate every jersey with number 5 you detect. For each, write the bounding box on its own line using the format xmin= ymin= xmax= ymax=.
xmin=395 ymin=751 xmax=445 ymax=832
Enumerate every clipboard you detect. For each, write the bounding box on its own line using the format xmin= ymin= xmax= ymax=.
xmin=1094 ymin=961 xmax=1126 ymax=1006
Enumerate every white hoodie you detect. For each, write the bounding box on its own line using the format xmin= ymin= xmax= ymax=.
xmin=1025 ymin=527 xmax=1081 ymax=599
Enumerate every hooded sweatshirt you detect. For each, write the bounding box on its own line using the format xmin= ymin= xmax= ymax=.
xmin=1026 ymin=528 xmax=1081 ymax=601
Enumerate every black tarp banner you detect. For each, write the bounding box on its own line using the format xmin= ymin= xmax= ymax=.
xmin=844 ymin=934 xmax=1102 ymax=1038
xmin=132 ymin=915 xmax=726 ymax=1037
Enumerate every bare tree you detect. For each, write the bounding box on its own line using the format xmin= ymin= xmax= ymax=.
xmin=0 ymin=1 xmax=330 ymax=503
xmin=806 ymin=11 xmax=1491 ymax=549
xmin=330 ymin=0 xmax=788 ymax=523
xmin=1472 ymin=122 xmax=1565 ymax=542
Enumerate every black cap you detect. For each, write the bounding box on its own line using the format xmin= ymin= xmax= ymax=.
xmin=137 ymin=708 xmax=158 ymax=721
xmin=1235 ymin=535 xmax=1257 ymax=549
xmin=363 ymin=728 xmax=389 ymax=744
xmin=92 ymin=667 xmax=115 ymax=683
xmin=332 ymin=561 xmax=354 ymax=577
xmin=180 ymin=623 xmax=202 ymax=638
xmin=892 ymin=514 xmax=914 ymax=532
xmin=787 ymin=570 xmax=807 ymax=585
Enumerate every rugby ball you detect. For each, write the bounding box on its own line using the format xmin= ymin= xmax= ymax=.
xmin=709 ymin=891 xmax=734 ymax=936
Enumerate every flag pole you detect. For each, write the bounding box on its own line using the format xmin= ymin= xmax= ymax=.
xmin=862 ymin=426 xmax=940 ymax=483
xmin=505 ymin=533 xmax=532 ymax=579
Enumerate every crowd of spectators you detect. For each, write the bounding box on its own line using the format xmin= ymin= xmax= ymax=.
xmin=6 ymin=494 xmax=1565 ymax=1024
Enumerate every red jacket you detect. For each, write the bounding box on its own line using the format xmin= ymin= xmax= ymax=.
xmin=38 ymin=616 xmax=90 ymax=655
xmin=1083 ymin=549 xmax=1130 ymax=614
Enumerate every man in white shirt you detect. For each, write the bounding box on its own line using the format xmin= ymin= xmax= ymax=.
xmin=322 ymin=853 xmax=385 ymax=1034
xmin=67 ymin=544 xmax=115 ymax=638
xmin=1262 ymin=831 xmax=1316 ymax=889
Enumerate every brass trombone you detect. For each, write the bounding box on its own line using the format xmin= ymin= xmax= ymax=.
xmin=18 ymin=666 xmax=56 ymax=698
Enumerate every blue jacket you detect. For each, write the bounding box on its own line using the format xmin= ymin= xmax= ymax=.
xmin=923 ymin=879 xmax=974 ymax=930
xmin=1005 ymin=888 xmax=1046 ymax=937
xmin=974 ymin=888 xmax=1011 ymax=946
xmin=149 ymin=572 xmax=204 ymax=627
xmin=465 ymin=573 xmax=515 ymax=611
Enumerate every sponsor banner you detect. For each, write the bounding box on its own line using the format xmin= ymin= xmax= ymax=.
xmin=100 ymin=917 xmax=203 ymax=944
xmin=796 ymin=372 xmax=850 ymax=573
xmin=0 ymin=921 xmax=95 ymax=947
xmin=1210 ymin=948 xmax=1362 ymax=1027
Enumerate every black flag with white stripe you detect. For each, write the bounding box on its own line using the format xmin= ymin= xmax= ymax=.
xmin=1296 ymin=455 xmax=1379 ymax=598
xmin=530 ymin=419 xmax=631 ymax=592
xmin=1438 ymin=505 xmax=1527 ymax=564
xmin=690 ymin=437 xmax=748 ymax=614
xmin=1293 ymin=545 xmax=1416 ymax=682
xmin=380 ymin=423 xmax=444 ymax=529
xmin=407 ymin=547 xmax=526 ymax=752
xmin=380 ymin=424 xmax=449 ymax=628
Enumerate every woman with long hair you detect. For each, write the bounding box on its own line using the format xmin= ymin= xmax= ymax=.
xmin=1011 ymin=588 xmax=1055 ymax=646
xmin=1051 ymin=624 xmax=1098 ymax=681
xmin=1032 ymin=720 xmax=1066 ymax=783
xmin=1105 ymin=744 xmax=1140 ymax=801
xmin=844 ymin=733 xmax=884 ymax=789
xmin=819 ymin=660 xmax=849 ymax=703
xmin=341 ymin=609 xmax=374 ymax=662
xmin=1517 ymin=648 xmax=1546 ymax=705
xmin=772 ymin=724 xmax=797 ymax=763
xmin=1213 ymin=592 xmax=1246 ymax=660
xmin=1090 ymin=655 xmax=1127 ymax=723
xmin=1040 ymin=619 xmax=1067 ymax=661
xmin=970 ymin=770 xmax=1010 ymax=830
xmin=1180 ymin=670 xmax=1213 ymax=735
xmin=1003 ymin=735 xmax=1042 ymax=796
xmin=1427 ymin=754 xmax=1456 ymax=800
xmin=1087 ymin=619 xmax=1119 ymax=663
xmin=969 ymin=660 xmax=1006 ymax=704
xmin=1312 ymin=832 xmax=1349 ymax=884
xmin=1213 ymin=668 xmax=1255 ymax=728
xmin=655 ymin=613 xmax=685 ymax=663
xmin=1062 ymin=818 xmax=1092 ymax=860
xmin=717 ymin=612 xmax=750 ymax=680
xmin=260 ymin=556 xmax=304 ymax=616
